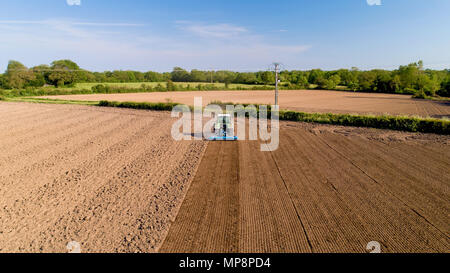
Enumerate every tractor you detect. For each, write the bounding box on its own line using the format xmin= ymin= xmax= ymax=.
xmin=208 ymin=114 xmax=238 ymax=141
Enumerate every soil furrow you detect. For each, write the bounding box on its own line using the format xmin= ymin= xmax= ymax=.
xmin=0 ymin=102 xmax=206 ymax=253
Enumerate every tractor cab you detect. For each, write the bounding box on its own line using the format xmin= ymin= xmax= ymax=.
xmin=208 ymin=114 xmax=238 ymax=141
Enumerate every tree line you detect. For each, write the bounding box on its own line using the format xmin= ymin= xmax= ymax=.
xmin=0 ymin=60 xmax=449 ymax=97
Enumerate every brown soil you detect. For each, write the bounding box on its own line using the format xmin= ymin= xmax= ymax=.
xmin=44 ymin=90 xmax=450 ymax=118
xmin=0 ymin=102 xmax=207 ymax=253
xmin=160 ymin=122 xmax=450 ymax=253
xmin=1 ymin=102 xmax=449 ymax=253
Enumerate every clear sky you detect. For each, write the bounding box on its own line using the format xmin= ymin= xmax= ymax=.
xmin=0 ymin=0 xmax=449 ymax=72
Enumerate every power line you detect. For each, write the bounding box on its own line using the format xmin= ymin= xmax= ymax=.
xmin=270 ymin=62 xmax=282 ymax=106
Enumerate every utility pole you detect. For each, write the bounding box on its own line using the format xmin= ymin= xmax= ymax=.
xmin=274 ymin=63 xmax=280 ymax=106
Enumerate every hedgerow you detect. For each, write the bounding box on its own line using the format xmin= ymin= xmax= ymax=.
xmin=278 ymin=110 xmax=449 ymax=134
xmin=98 ymin=100 xmax=188 ymax=112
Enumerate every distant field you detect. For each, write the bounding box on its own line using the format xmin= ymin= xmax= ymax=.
xmin=73 ymin=82 xmax=269 ymax=90
xmin=43 ymin=90 xmax=450 ymax=118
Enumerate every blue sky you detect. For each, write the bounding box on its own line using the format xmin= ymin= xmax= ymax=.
xmin=0 ymin=0 xmax=449 ymax=72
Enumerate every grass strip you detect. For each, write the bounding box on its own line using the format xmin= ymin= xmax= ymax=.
xmin=4 ymin=97 xmax=98 ymax=105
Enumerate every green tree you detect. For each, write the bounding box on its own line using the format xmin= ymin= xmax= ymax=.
xmin=224 ymin=72 xmax=237 ymax=84
xmin=372 ymin=70 xmax=392 ymax=93
xmin=330 ymin=74 xmax=341 ymax=86
xmin=397 ymin=61 xmax=421 ymax=90
xmin=126 ymin=71 xmax=137 ymax=82
xmin=134 ymin=71 xmax=145 ymax=82
xmin=308 ymin=69 xmax=325 ymax=85
xmin=348 ymin=81 xmax=360 ymax=92
xmin=416 ymin=74 xmax=439 ymax=96
xmin=296 ymin=76 xmax=309 ymax=89
xmin=438 ymin=75 xmax=450 ymax=97
xmin=144 ymin=71 xmax=164 ymax=82
xmin=258 ymin=71 xmax=275 ymax=85
xmin=191 ymin=69 xmax=208 ymax=82
xmin=48 ymin=60 xmax=80 ymax=87
xmin=235 ymin=72 xmax=258 ymax=84
xmin=171 ymin=67 xmax=190 ymax=82
xmin=358 ymin=71 xmax=377 ymax=91
xmin=389 ymin=75 xmax=401 ymax=93
xmin=110 ymin=70 xmax=132 ymax=82
xmin=337 ymin=69 xmax=357 ymax=86
xmin=30 ymin=64 xmax=51 ymax=87
xmin=213 ymin=71 xmax=227 ymax=83
xmin=318 ymin=75 xmax=340 ymax=90
xmin=4 ymin=60 xmax=36 ymax=89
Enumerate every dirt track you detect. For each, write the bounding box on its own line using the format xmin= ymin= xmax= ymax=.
xmin=161 ymin=123 xmax=450 ymax=253
xmin=44 ymin=90 xmax=450 ymax=118
xmin=0 ymin=102 xmax=206 ymax=253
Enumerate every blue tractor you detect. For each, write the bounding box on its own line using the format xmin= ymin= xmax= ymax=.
xmin=208 ymin=114 xmax=238 ymax=141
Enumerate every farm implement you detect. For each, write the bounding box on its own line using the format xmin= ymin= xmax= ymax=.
xmin=208 ymin=114 xmax=238 ymax=141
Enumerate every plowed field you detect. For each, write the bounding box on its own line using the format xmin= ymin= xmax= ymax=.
xmin=161 ymin=122 xmax=450 ymax=253
xmin=1 ymin=102 xmax=449 ymax=253
xmin=0 ymin=102 xmax=206 ymax=253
